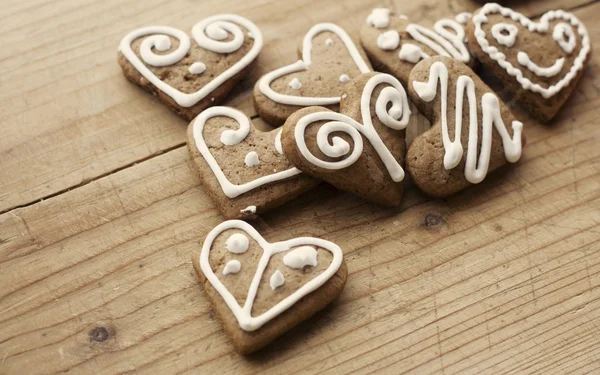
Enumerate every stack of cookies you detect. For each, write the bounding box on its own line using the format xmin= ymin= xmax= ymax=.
xmin=118 ymin=3 xmax=591 ymax=353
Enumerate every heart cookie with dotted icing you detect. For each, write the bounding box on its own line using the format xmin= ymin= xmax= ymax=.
xmin=252 ymin=23 xmax=372 ymax=126
xmin=281 ymin=72 xmax=411 ymax=206
xmin=466 ymin=4 xmax=591 ymax=122
xmin=407 ymin=56 xmax=525 ymax=197
xmin=118 ymin=14 xmax=262 ymax=120
xmin=192 ymin=220 xmax=347 ymax=354
xmin=186 ymin=107 xmax=319 ymax=219
xmin=360 ymin=8 xmax=474 ymax=86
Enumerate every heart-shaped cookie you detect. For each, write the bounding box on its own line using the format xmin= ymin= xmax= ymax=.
xmin=118 ymin=14 xmax=263 ymax=120
xmin=467 ymin=4 xmax=591 ymax=121
xmin=253 ymin=23 xmax=372 ymax=126
xmin=192 ymin=220 xmax=347 ymax=354
xmin=281 ymin=72 xmax=410 ymax=206
xmin=407 ymin=56 xmax=525 ymax=197
xmin=360 ymin=8 xmax=474 ymax=86
xmin=187 ymin=107 xmax=318 ymax=219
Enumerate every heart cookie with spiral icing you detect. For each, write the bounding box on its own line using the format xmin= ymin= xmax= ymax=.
xmin=186 ymin=107 xmax=318 ymax=219
xmin=281 ymin=72 xmax=411 ymax=206
xmin=407 ymin=56 xmax=525 ymax=198
xmin=466 ymin=4 xmax=591 ymax=122
xmin=360 ymin=8 xmax=474 ymax=86
xmin=118 ymin=14 xmax=263 ymax=120
xmin=253 ymin=22 xmax=372 ymax=126
xmin=192 ymin=220 xmax=347 ymax=354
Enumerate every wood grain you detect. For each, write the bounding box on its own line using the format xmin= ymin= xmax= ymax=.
xmin=1 ymin=0 xmax=600 ymax=374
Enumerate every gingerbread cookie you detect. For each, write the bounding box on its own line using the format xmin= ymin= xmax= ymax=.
xmin=118 ymin=15 xmax=262 ymax=120
xmin=186 ymin=107 xmax=318 ymax=219
xmin=466 ymin=4 xmax=591 ymax=121
xmin=407 ymin=56 xmax=525 ymax=197
xmin=360 ymin=8 xmax=473 ymax=86
xmin=192 ymin=220 xmax=347 ymax=354
xmin=281 ymin=72 xmax=410 ymax=206
xmin=253 ymin=23 xmax=372 ymax=126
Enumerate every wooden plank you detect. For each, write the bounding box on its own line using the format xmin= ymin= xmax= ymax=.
xmin=2 ymin=0 xmax=600 ymax=367
xmin=0 ymin=0 xmax=595 ymax=213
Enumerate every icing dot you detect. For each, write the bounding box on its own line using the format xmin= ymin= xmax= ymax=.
xmin=491 ymin=23 xmax=519 ymax=47
xmin=270 ymin=270 xmax=285 ymax=289
xmin=339 ymin=74 xmax=350 ymax=83
xmin=247 ymin=31 xmax=254 ymax=39
xmin=275 ymin=129 xmax=284 ymax=155
xmin=226 ymin=233 xmax=249 ymax=254
xmin=244 ymin=151 xmax=260 ymax=167
xmin=206 ymin=24 xmax=228 ymax=40
xmin=325 ymin=38 xmax=334 ymax=46
xmin=377 ymin=30 xmax=400 ymax=50
xmin=367 ymin=8 xmax=391 ymax=29
xmin=283 ymin=246 xmax=318 ymax=269
xmin=188 ymin=62 xmax=206 ymax=75
xmin=240 ymin=205 xmax=256 ymax=214
xmin=154 ymin=36 xmax=171 ymax=51
xmin=399 ymin=43 xmax=426 ymax=63
xmin=220 ymin=129 xmax=240 ymax=146
xmin=398 ymin=15 xmax=409 ymax=20
xmin=223 ymin=260 xmax=241 ymax=275
xmin=289 ymin=78 xmax=302 ymax=90
xmin=455 ymin=12 xmax=472 ymax=25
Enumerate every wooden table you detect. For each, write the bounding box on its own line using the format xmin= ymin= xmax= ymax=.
xmin=1 ymin=0 xmax=599 ymax=373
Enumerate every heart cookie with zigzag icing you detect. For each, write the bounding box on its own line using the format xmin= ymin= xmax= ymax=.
xmin=192 ymin=220 xmax=347 ymax=354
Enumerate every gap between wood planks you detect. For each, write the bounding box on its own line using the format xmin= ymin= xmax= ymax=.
xmin=1 ymin=0 xmax=598 ymax=218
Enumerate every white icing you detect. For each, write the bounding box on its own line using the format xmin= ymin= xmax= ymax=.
xmin=399 ymin=43 xmax=428 ymax=63
xmin=455 ymin=12 xmax=472 ymax=25
xmin=491 ymin=23 xmax=518 ymax=47
xmin=283 ymin=246 xmax=318 ymax=269
xmin=517 ymin=52 xmax=565 ymax=77
xmin=223 ymin=260 xmax=241 ymax=275
xmin=289 ymin=78 xmax=302 ymax=90
xmin=244 ymin=151 xmax=260 ymax=167
xmin=367 ymin=8 xmax=391 ymax=29
xmin=200 ymin=220 xmax=343 ymax=331
xmin=325 ymin=38 xmax=334 ymax=46
xmin=294 ymin=73 xmax=410 ymax=182
xmin=258 ymin=23 xmax=371 ymax=106
xmin=399 ymin=15 xmax=409 ymax=21
xmin=247 ymin=31 xmax=254 ymax=39
xmin=192 ymin=107 xmax=301 ymax=198
xmin=240 ymin=205 xmax=257 ymax=214
xmin=189 ymin=62 xmax=207 ymax=75
xmin=377 ymin=30 xmax=400 ymax=50
xmin=412 ymin=61 xmax=523 ymax=184
xmin=274 ymin=129 xmax=284 ymax=155
xmin=270 ymin=270 xmax=285 ymax=289
xmin=473 ymin=4 xmax=590 ymax=99
xmin=339 ymin=74 xmax=350 ymax=83
xmin=226 ymin=233 xmax=249 ymax=253
xmin=553 ymin=22 xmax=576 ymax=54
xmin=401 ymin=19 xmax=470 ymax=63
xmin=118 ymin=15 xmax=263 ymax=107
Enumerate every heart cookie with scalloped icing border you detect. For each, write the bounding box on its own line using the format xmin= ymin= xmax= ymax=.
xmin=466 ymin=4 xmax=591 ymax=121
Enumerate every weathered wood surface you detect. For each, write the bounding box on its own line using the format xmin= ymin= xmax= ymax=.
xmin=1 ymin=0 xmax=599 ymax=373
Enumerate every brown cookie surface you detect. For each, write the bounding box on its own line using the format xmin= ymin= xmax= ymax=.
xmin=466 ymin=4 xmax=591 ymax=122
xmin=253 ymin=23 xmax=372 ymax=126
xmin=407 ymin=56 xmax=526 ymax=197
xmin=186 ymin=107 xmax=318 ymax=219
xmin=192 ymin=220 xmax=347 ymax=354
xmin=360 ymin=8 xmax=474 ymax=86
xmin=281 ymin=72 xmax=411 ymax=206
xmin=118 ymin=15 xmax=263 ymax=121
